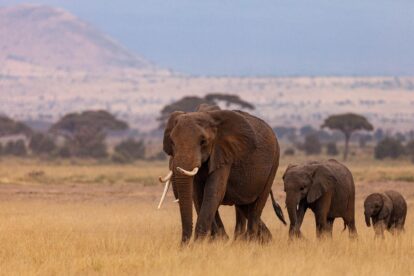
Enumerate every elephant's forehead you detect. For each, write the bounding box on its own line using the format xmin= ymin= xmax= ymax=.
xmin=171 ymin=116 xmax=204 ymax=137
xmin=284 ymin=171 xmax=307 ymax=183
xmin=365 ymin=193 xmax=382 ymax=203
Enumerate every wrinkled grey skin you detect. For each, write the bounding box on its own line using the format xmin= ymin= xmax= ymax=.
xmin=163 ymin=105 xmax=285 ymax=244
xmin=364 ymin=190 xmax=407 ymax=238
xmin=283 ymin=159 xmax=357 ymax=239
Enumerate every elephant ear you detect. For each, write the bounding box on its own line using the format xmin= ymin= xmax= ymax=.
xmin=307 ymin=165 xmax=335 ymax=203
xmin=208 ymin=110 xmax=257 ymax=173
xmin=163 ymin=111 xmax=185 ymax=155
xmin=378 ymin=194 xmax=393 ymax=220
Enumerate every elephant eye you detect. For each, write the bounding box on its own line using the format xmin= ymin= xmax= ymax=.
xmin=300 ymin=186 xmax=305 ymax=191
xmin=200 ymin=138 xmax=207 ymax=146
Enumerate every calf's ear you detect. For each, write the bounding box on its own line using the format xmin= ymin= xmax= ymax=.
xmin=378 ymin=194 xmax=393 ymax=220
xmin=307 ymin=166 xmax=334 ymax=203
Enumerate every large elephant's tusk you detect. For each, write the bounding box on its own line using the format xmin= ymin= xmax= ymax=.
xmin=176 ymin=167 xmax=199 ymax=176
xmin=157 ymin=180 xmax=171 ymax=209
xmin=158 ymin=170 xmax=173 ymax=183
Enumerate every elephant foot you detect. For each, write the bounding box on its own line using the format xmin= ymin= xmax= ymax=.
xmin=240 ymin=231 xmax=272 ymax=244
xmin=210 ymin=224 xmax=229 ymax=241
xmin=210 ymin=230 xmax=229 ymax=241
xmin=289 ymin=229 xmax=304 ymax=240
xmin=257 ymin=228 xmax=272 ymax=244
xmin=258 ymin=233 xmax=272 ymax=244
xmin=194 ymin=228 xmax=209 ymax=242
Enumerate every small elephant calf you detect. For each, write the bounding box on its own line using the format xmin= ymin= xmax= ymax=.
xmin=364 ymin=190 xmax=407 ymax=238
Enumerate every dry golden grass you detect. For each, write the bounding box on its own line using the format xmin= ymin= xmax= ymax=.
xmin=0 ymin=157 xmax=413 ymax=275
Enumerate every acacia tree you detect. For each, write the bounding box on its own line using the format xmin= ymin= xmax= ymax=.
xmin=321 ymin=113 xmax=373 ymax=161
xmin=49 ymin=110 xmax=128 ymax=158
xmin=0 ymin=115 xmax=32 ymax=137
xmin=157 ymin=93 xmax=254 ymax=128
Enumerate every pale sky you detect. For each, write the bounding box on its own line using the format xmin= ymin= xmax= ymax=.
xmin=1 ymin=0 xmax=414 ymax=76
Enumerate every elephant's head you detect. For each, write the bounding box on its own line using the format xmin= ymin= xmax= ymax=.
xmin=163 ymin=108 xmax=257 ymax=243
xmin=283 ymin=163 xmax=335 ymax=237
xmin=364 ymin=193 xmax=392 ymax=227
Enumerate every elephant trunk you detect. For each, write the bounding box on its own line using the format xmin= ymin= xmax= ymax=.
xmin=364 ymin=211 xmax=371 ymax=227
xmin=286 ymin=193 xmax=300 ymax=238
xmin=175 ymin=173 xmax=194 ymax=243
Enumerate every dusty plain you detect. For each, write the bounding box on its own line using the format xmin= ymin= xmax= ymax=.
xmin=0 ymin=154 xmax=413 ymax=275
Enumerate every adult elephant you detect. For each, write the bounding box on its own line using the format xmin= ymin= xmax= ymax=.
xmin=283 ymin=159 xmax=357 ymax=239
xmin=159 ymin=105 xmax=286 ymax=243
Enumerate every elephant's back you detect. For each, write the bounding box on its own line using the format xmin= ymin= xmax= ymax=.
xmin=385 ymin=190 xmax=407 ymax=218
xmin=326 ymin=160 xmax=355 ymax=189
xmin=235 ymin=110 xmax=279 ymax=158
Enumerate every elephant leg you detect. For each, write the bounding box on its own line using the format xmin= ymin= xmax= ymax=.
xmin=344 ymin=203 xmax=358 ymax=239
xmin=211 ymin=211 xmax=229 ymax=240
xmin=344 ymin=217 xmax=358 ymax=239
xmin=295 ymin=201 xmax=308 ymax=237
xmin=193 ymin=175 xmax=227 ymax=239
xmin=313 ymin=196 xmax=331 ymax=238
xmin=257 ymin=220 xmax=272 ymax=242
xmin=246 ymin=197 xmax=272 ymax=243
xmin=193 ymin=177 xmax=205 ymax=217
xmin=395 ymin=217 xmax=405 ymax=234
xmin=373 ymin=221 xmax=386 ymax=239
xmin=194 ymin=166 xmax=229 ymax=241
xmin=245 ymin=165 xmax=278 ymax=243
xmin=194 ymin=176 xmax=219 ymax=238
xmin=234 ymin=206 xmax=247 ymax=240
xmin=235 ymin=205 xmax=270 ymax=241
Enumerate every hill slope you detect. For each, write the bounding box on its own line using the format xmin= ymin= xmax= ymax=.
xmin=0 ymin=4 xmax=159 ymax=73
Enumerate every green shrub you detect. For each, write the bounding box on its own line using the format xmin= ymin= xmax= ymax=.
xmin=113 ymin=139 xmax=145 ymax=163
xmin=29 ymin=133 xmax=56 ymax=155
xmin=374 ymin=137 xmax=405 ymax=160
xmin=303 ymin=134 xmax=321 ymax=155
xmin=148 ymin=151 xmax=167 ymax=161
xmin=406 ymin=140 xmax=414 ymax=156
xmin=4 ymin=140 xmax=27 ymax=156
xmin=284 ymin=148 xmax=295 ymax=156
xmin=326 ymin=142 xmax=339 ymax=156
xmin=56 ymin=143 xmax=72 ymax=158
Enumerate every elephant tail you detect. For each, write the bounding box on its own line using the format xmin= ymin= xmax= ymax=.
xmin=270 ymin=190 xmax=287 ymax=225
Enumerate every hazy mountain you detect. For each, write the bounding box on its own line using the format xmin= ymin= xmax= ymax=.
xmin=0 ymin=4 xmax=156 ymax=72
xmin=2 ymin=0 xmax=414 ymax=76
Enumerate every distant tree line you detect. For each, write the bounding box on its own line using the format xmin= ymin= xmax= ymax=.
xmin=275 ymin=113 xmax=414 ymax=163
xmin=2 ymin=101 xmax=414 ymax=164
xmin=0 ymin=111 xmax=165 ymax=163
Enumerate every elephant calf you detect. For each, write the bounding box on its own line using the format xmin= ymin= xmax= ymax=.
xmin=283 ymin=159 xmax=357 ymax=239
xmin=364 ymin=190 xmax=407 ymax=238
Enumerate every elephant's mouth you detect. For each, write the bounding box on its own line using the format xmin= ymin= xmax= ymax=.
xmin=157 ymin=166 xmax=200 ymax=209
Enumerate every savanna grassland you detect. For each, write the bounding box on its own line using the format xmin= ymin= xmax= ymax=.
xmin=0 ymin=156 xmax=413 ymax=275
